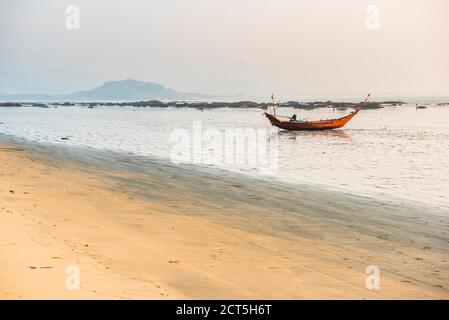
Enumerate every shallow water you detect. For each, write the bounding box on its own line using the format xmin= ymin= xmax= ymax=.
xmin=1 ymin=104 xmax=449 ymax=209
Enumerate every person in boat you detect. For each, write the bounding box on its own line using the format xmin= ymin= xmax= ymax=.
xmin=290 ymin=114 xmax=301 ymax=122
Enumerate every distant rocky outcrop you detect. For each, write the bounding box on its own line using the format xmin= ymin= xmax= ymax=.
xmin=61 ymin=100 xmax=393 ymax=110
xmin=273 ymin=101 xmax=385 ymax=110
xmin=0 ymin=102 xmax=23 ymax=107
xmin=1 ymin=99 xmax=405 ymax=110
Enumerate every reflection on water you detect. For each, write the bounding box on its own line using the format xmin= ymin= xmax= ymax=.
xmin=1 ymin=105 xmax=449 ymax=209
xmin=278 ymin=129 xmax=352 ymax=141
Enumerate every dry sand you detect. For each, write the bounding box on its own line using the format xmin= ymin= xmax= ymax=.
xmin=0 ymin=140 xmax=448 ymax=299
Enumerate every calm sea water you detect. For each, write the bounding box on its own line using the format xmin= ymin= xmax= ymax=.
xmin=1 ymin=104 xmax=448 ymax=209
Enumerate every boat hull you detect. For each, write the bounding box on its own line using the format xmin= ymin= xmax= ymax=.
xmin=264 ymin=109 xmax=360 ymax=131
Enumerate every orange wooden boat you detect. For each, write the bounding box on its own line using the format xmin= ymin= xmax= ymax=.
xmin=265 ymin=107 xmax=361 ymax=131
xmin=265 ymin=94 xmax=369 ymax=131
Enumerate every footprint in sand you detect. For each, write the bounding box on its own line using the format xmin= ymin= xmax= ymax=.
xmin=168 ymin=260 xmax=180 ymax=264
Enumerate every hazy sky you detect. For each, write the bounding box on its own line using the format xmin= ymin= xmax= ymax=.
xmin=1 ymin=0 xmax=448 ymax=99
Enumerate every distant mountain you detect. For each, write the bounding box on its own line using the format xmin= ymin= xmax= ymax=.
xmin=0 ymin=79 xmax=206 ymax=101
xmin=68 ymin=79 xmax=202 ymax=100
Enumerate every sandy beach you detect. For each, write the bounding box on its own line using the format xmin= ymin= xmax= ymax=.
xmin=1 ymin=137 xmax=448 ymax=299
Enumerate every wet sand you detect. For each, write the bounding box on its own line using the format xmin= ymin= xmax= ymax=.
xmin=1 ymin=138 xmax=448 ymax=299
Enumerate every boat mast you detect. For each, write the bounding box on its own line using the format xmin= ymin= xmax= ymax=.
xmin=271 ymin=94 xmax=278 ymax=116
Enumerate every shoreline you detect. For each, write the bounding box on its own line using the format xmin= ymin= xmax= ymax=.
xmin=1 ymin=137 xmax=448 ymax=299
xmin=4 ymin=132 xmax=447 ymax=213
